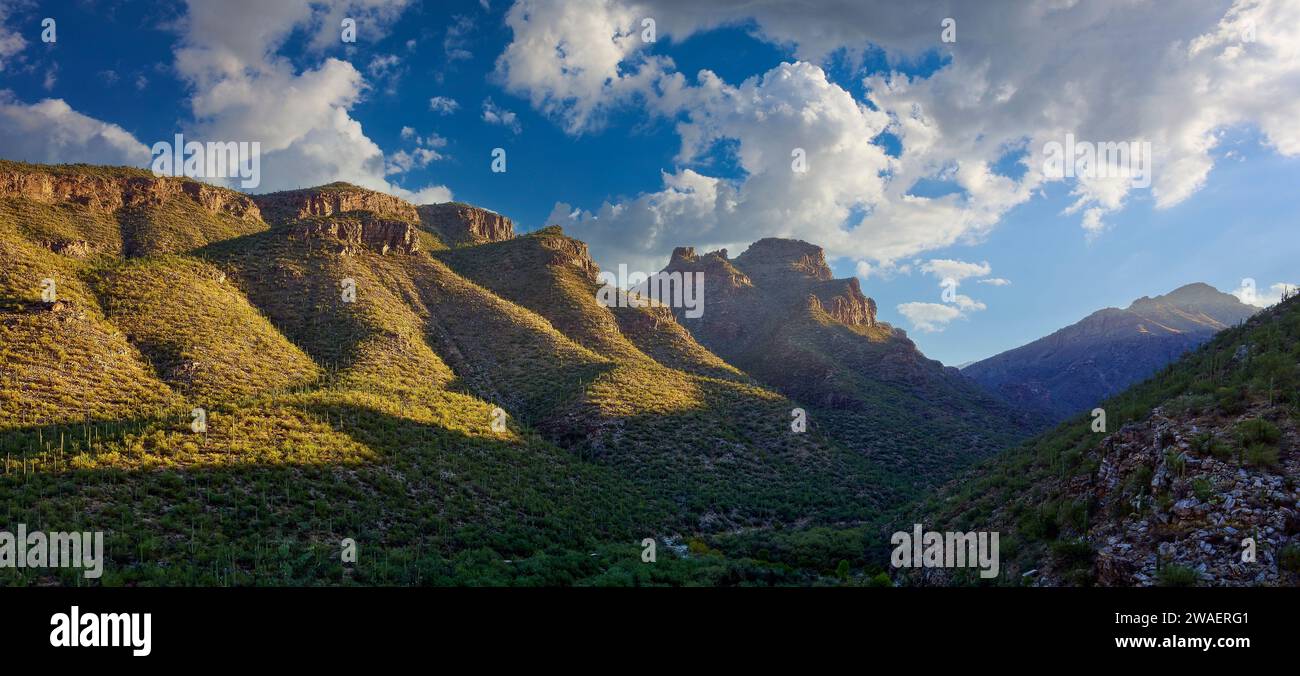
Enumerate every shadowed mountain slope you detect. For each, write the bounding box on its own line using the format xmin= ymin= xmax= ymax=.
xmin=660 ymin=238 xmax=1043 ymax=481
xmin=963 ymin=283 xmax=1258 ymax=422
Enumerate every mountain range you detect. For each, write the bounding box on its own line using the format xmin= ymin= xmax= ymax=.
xmin=963 ymin=283 xmax=1258 ymax=422
xmin=0 ymin=160 xmax=1033 ymax=585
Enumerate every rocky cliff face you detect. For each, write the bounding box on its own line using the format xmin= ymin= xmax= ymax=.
xmin=417 ymin=202 xmax=514 ymax=245
xmin=938 ymin=401 xmax=1300 ymax=588
xmin=663 ymin=238 xmax=877 ymax=348
xmin=536 ymin=230 xmax=599 ymax=281
xmin=664 ymin=246 xmax=755 ymax=343
xmin=0 ymin=165 xmax=262 ymax=221
xmin=964 ymin=283 xmax=1258 ymax=422
xmin=253 ymin=183 xmax=420 ymax=224
xmin=290 ymin=212 xmax=422 ymax=255
xmin=732 ymin=237 xmax=833 ymax=284
xmin=810 ymin=277 xmax=877 ymax=328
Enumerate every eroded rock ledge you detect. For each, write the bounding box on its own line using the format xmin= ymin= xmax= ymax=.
xmin=0 ymin=167 xmax=261 ymax=221
xmin=418 ymin=202 xmax=514 ymax=245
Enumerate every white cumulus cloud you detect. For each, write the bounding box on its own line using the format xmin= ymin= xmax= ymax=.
xmin=920 ymin=259 xmax=992 ymax=283
xmin=501 ymin=0 xmax=1300 ymax=274
xmin=896 ymin=302 xmax=963 ymax=333
xmin=0 ymin=92 xmax=151 ymax=166
xmin=168 ymin=0 xmax=449 ymax=201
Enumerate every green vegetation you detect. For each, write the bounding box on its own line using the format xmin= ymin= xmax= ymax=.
xmin=1280 ymin=544 xmax=1300 ymax=573
xmin=0 ymin=164 xmax=934 ymax=586
xmin=1191 ymin=477 xmax=1214 ymax=502
xmin=913 ymin=287 xmax=1300 ymax=585
xmin=1156 ymin=565 xmax=1200 ymax=587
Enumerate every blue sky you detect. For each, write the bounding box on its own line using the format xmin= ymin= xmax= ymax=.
xmin=1 ymin=0 xmax=1296 ymax=365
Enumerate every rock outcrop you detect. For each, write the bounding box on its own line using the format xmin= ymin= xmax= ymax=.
xmin=1087 ymin=407 xmax=1299 ymax=586
xmin=810 ymin=277 xmax=877 ymax=328
xmin=417 ymin=202 xmax=514 ymax=245
xmin=1020 ymin=405 xmax=1299 ymax=587
xmin=254 ymin=183 xmax=420 ymax=225
xmin=0 ymin=164 xmax=262 ymax=221
xmin=536 ymin=230 xmax=598 ymax=281
xmin=290 ymin=212 xmax=421 ymax=255
xmin=732 ymin=238 xmax=833 ymax=283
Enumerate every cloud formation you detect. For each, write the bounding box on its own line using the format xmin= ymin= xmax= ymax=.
xmin=920 ymin=259 xmax=992 ymax=283
xmin=170 ymin=0 xmax=450 ymax=201
xmin=0 ymin=92 xmax=151 ymax=166
xmin=0 ymin=1 xmax=27 ymax=72
xmin=504 ymin=0 xmax=1300 ymax=278
xmin=1 ymin=0 xmax=451 ymax=204
xmin=896 ymin=302 xmax=963 ymax=333
xmin=481 ymin=97 xmax=521 ymax=134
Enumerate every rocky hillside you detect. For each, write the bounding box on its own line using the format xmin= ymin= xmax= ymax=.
xmin=252 ymin=182 xmax=420 ymax=224
xmin=0 ymin=161 xmax=974 ymax=586
xmin=418 ymin=202 xmax=514 ymax=246
xmin=963 ymin=283 xmax=1257 ymax=422
xmin=913 ymin=291 xmax=1300 ymax=586
xmin=660 ymin=238 xmax=1043 ymax=481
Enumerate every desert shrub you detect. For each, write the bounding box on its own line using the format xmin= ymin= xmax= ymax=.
xmin=1050 ymin=539 xmax=1093 ymax=566
xmin=1164 ymin=450 xmax=1186 ymax=477
xmin=1157 ymin=564 xmax=1199 ymax=587
xmin=1245 ymin=442 xmax=1280 ymax=468
xmin=1280 ymin=544 xmax=1300 ymax=573
xmin=865 ymin=572 xmax=893 ymax=587
xmin=1216 ymin=386 xmax=1248 ymax=415
xmin=1236 ymin=418 xmax=1281 ymax=445
xmin=1125 ymin=465 xmax=1154 ymax=496
xmin=1193 ymin=432 xmax=1234 ymax=460
xmin=687 ymin=537 xmax=720 ymax=557
xmin=1191 ymin=477 xmax=1214 ymax=502
xmin=1058 ymin=500 xmax=1090 ymax=532
xmin=1169 ymin=393 xmax=1215 ymax=417
xmin=1018 ymin=505 xmax=1059 ymax=542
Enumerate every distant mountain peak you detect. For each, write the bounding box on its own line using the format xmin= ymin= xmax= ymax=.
xmin=964 ymin=281 xmax=1258 ymax=421
xmin=1127 ymin=281 xmax=1237 ymax=311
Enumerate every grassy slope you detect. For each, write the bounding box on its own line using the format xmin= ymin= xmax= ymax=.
xmin=769 ymin=301 xmax=1036 ymax=481
xmin=91 ymin=256 xmax=321 ymax=403
xmin=117 ymin=201 xmax=266 ymax=258
xmin=1 ymin=178 xmax=655 ymax=585
xmin=0 ymin=204 xmax=180 ymax=428
xmin=437 ymin=228 xmax=745 ymax=381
